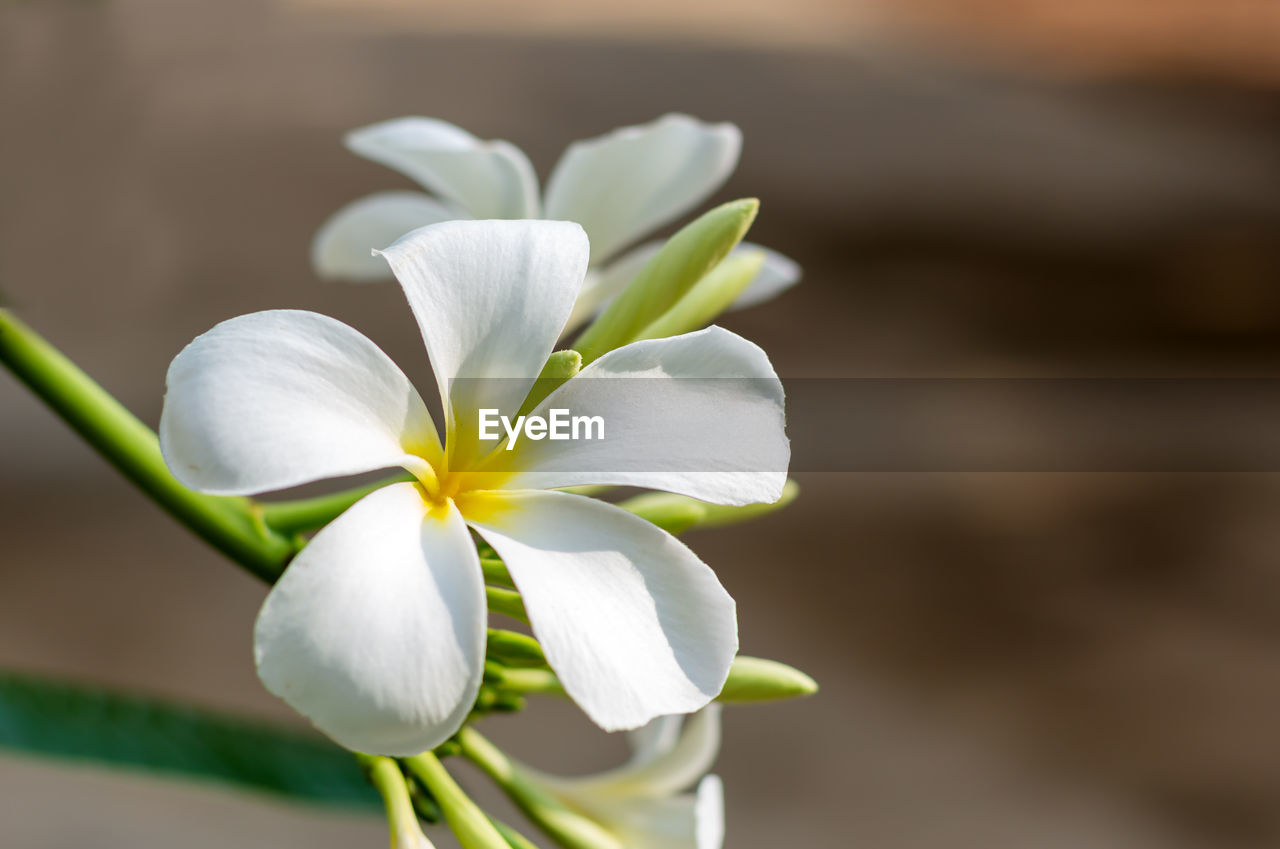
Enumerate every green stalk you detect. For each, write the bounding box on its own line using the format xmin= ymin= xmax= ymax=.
xmin=260 ymin=472 xmax=414 ymax=535
xmin=490 ymin=816 xmax=542 ymax=849
xmin=403 ymin=751 xmax=511 ymax=849
xmin=457 ymin=727 xmax=620 ymax=849
xmin=359 ymin=754 xmax=427 ymax=848
xmin=0 ymin=309 xmax=534 ymax=624
xmin=0 ymin=309 xmax=296 ymax=582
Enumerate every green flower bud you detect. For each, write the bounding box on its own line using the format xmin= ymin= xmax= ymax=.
xmin=617 ymin=479 xmax=799 ymax=533
xmin=614 ymin=491 xmax=709 ymax=533
xmin=480 ymin=557 xmax=514 ymax=588
xmin=574 ymin=199 xmax=759 ymax=363
xmin=634 ymin=249 xmax=765 ymax=341
xmin=716 ymin=655 xmax=818 ymax=703
xmin=519 ymin=349 xmax=582 ymax=416
xmin=698 ymin=478 xmax=799 ymax=528
xmin=486 ymin=629 xmax=546 ymax=667
xmin=486 ymin=586 xmax=527 ymax=623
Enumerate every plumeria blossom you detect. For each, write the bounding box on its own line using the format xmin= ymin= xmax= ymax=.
xmin=311 ymin=113 xmax=800 ymax=333
xmin=529 ymin=707 xmax=726 ymax=849
xmin=159 ymin=219 xmax=788 ymax=756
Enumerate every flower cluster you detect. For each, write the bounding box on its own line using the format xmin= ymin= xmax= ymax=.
xmin=156 ymin=114 xmax=813 ymax=849
xmin=311 ymin=114 xmax=800 ymax=332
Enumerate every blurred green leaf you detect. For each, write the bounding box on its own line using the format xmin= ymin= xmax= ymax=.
xmin=0 ymin=671 xmax=377 ymax=809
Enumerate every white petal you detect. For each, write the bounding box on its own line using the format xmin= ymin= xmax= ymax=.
xmin=544 ymin=114 xmax=741 ymax=265
xmin=576 ymin=795 xmax=700 ymax=849
xmin=254 ymin=483 xmax=485 ymax=756
xmin=346 ymin=117 xmax=539 ymax=220
xmin=729 ymin=243 xmax=801 ymax=310
xmin=617 ymin=707 xmax=721 ymax=796
xmin=503 ymin=326 xmax=788 ymax=506
xmin=552 ymin=706 xmax=722 ymax=799
xmin=695 ymin=775 xmax=725 ymax=849
xmin=465 ymin=491 xmax=737 ymax=731
xmin=311 ymin=191 xmax=466 ymax=282
xmin=378 ymin=219 xmax=589 ymax=446
xmin=160 ymin=310 xmax=440 ymax=496
xmin=563 ymin=241 xmax=662 ymax=335
xmin=626 ymin=714 xmax=685 ymax=766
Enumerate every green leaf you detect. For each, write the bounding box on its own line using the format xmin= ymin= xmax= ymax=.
xmin=0 ymin=671 xmax=377 ymax=809
xmin=573 ymin=199 xmax=759 ymax=363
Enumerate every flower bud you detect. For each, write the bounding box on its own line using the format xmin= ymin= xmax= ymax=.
xmin=519 ymin=349 xmax=583 ymax=416
xmin=617 ymin=479 xmax=799 ymax=534
xmin=574 ymin=199 xmax=759 ymax=362
xmin=635 ymin=249 xmax=765 ymax=341
xmin=486 ymin=628 xmax=546 ymax=667
xmin=716 ymin=655 xmax=818 ymax=703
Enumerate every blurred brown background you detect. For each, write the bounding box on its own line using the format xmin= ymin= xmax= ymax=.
xmin=3 ymin=0 xmax=1280 ymax=846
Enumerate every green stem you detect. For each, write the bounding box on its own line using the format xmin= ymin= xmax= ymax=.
xmin=0 ymin=309 xmax=296 ymax=582
xmin=403 ymin=751 xmax=510 ymax=849
xmin=490 ymin=816 xmax=543 ymax=849
xmin=260 ymin=472 xmax=414 ymax=535
xmin=0 ymin=309 xmax=533 ymax=619
xmin=457 ymin=728 xmax=619 ymax=849
xmin=359 ymin=754 xmax=424 ymax=847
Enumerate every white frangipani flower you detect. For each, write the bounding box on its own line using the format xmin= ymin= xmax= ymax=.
xmin=311 ymin=113 xmax=800 ymax=332
xmin=160 ymin=219 xmax=788 ymax=756
xmin=530 ymin=707 xmax=726 ymax=849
